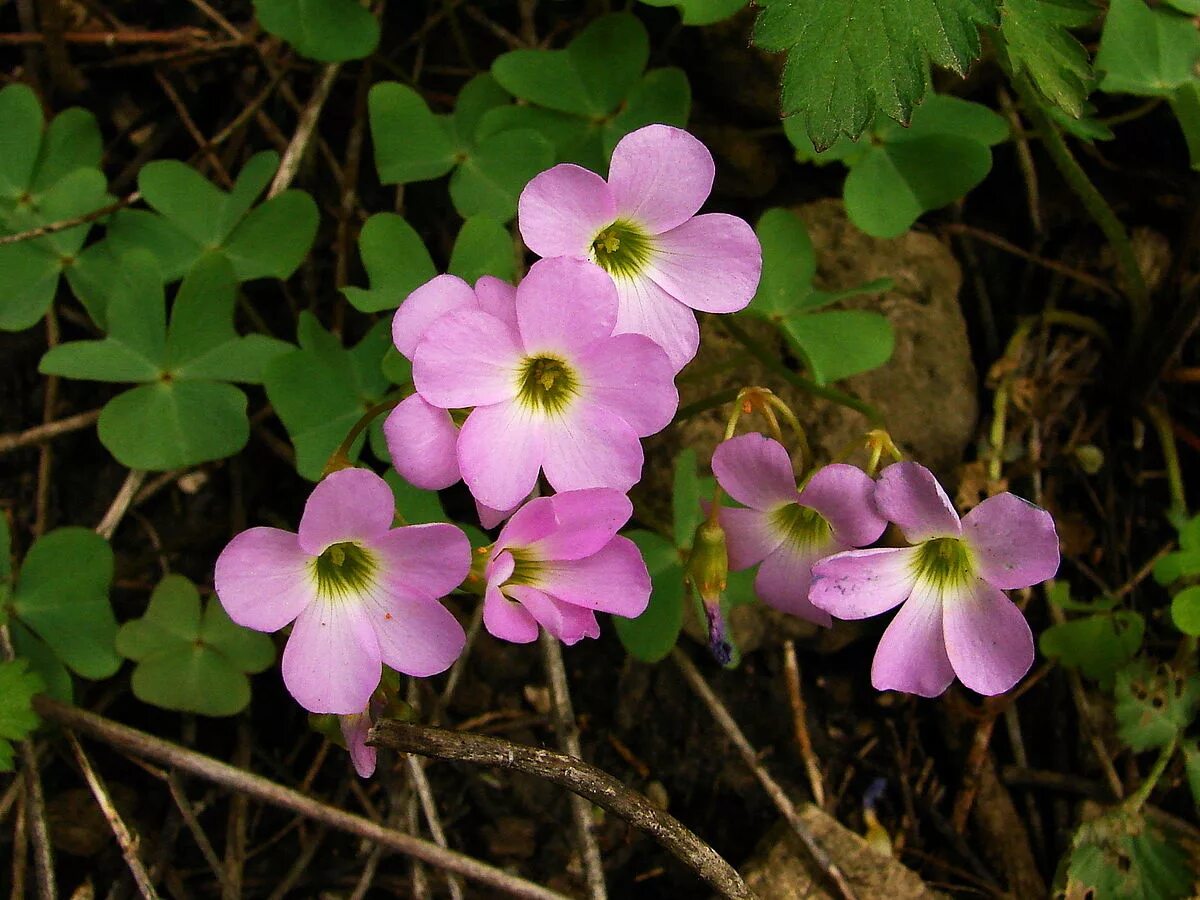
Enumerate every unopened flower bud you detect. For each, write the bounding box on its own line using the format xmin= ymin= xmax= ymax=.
xmin=686 ymin=520 xmax=734 ymax=665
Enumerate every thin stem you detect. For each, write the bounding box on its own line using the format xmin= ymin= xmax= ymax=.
xmin=322 ymin=394 xmax=405 ymax=477
xmin=0 ymin=193 xmax=139 ymax=246
xmin=1125 ymin=737 xmax=1177 ymax=814
xmin=1144 ymin=403 xmax=1188 ymax=519
xmin=0 ymin=408 xmax=100 ymax=455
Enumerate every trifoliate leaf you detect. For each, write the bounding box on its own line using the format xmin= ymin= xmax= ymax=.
xmin=369 ymin=83 xmax=457 ymax=184
xmin=753 ymin=0 xmax=1000 ymax=148
xmin=605 ymin=68 xmax=692 ymax=158
xmin=1096 ymin=0 xmax=1200 ymax=98
xmin=638 ymin=0 xmax=748 ymax=26
xmin=614 ymin=530 xmax=685 ymax=663
xmin=996 ymin=0 xmax=1096 ymax=117
xmin=449 ymin=216 xmax=515 ymax=284
xmin=116 ymin=575 xmax=275 ymax=717
xmin=253 ymin=0 xmax=380 ymax=62
xmin=448 ymin=129 xmax=554 ymax=222
xmin=11 ymin=528 xmax=118 ymax=679
xmin=1114 ymin=660 xmax=1200 ymax=752
xmin=0 ymin=660 xmax=42 ymax=772
xmin=263 ymin=313 xmax=392 ymax=480
xmin=1038 ymin=610 xmax=1144 ymax=687
xmin=109 ymin=152 xmax=317 ymax=282
xmin=342 ymin=213 xmax=437 ymax=313
xmin=1065 ymin=809 xmax=1197 ymax=900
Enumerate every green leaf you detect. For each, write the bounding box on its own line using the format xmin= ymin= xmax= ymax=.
xmin=1096 ymin=0 xmax=1200 ymax=98
xmin=605 ymin=68 xmax=692 ymax=157
xmin=452 ymin=74 xmax=512 ymax=145
xmin=343 ymin=213 xmax=436 ymax=313
xmin=782 ymin=310 xmax=895 ymax=384
xmin=996 ymin=0 xmax=1096 ymax=117
xmin=748 ymin=208 xmax=817 ymax=319
xmin=1066 ymin=809 xmax=1197 ymax=900
xmin=638 ymin=0 xmax=748 ymax=26
xmin=1170 ymin=586 xmax=1200 ymax=636
xmin=1154 ymin=513 xmax=1200 ymax=585
xmin=0 ymin=241 xmax=65 ymax=332
xmin=492 ymin=13 xmax=649 ymax=117
xmin=99 ymin=380 xmax=249 ymax=469
xmin=369 ymin=83 xmax=457 ymax=184
xmin=1184 ymin=740 xmax=1200 ymax=811
xmin=0 ymin=660 xmax=42 ymax=772
xmin=673 ymin=448 xmax=702 ymax=551
xmin=754 ymin=0 xmax=1000 ymax=148
xmin=0 ymin=84 xmax=43 ymax=199
xmin=478 ymin=105 xmax=604 ymax=171
xmin=450 ymin=216 xmax=515 ymax=284
xmin=1169 ymin=83 xmax=1200 ymax=172
xmin=11 ymin=528 xmax=118 ymax=679
xmin=116 ymin=575 xmax=274 ymax=716
xmin=1038 ymin=610 xmax=1144 ymax=686
xmin=10 ymin=620 xmax=72 ymax=704
xmin=1045 ymin=578 xmax=1119 ymax=612
xmin=0 ymin=513 xmax=9 ymax=585
xmin=1114 ymin=660 xmax=1200 ymax=752
xmin=223 ymin=192 xmax=319 ymax=281
xmin=384 ymin=469 xmax=448 ymax=524
xmin=1049 ymin=101 xmax=1115 ymax=142
xmin=263 ymin=314 xmax=392 ymax=479
xmin=253 ymin=0 xmax=380 ymax=62
xmin=450 ymin=130 xmax=555 ymax=222
xmin=614 ymin=531 xmax=685 ymax=663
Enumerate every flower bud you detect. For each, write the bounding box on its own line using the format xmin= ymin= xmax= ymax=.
xmin=686 ymin=520 xmax=734 ymax=665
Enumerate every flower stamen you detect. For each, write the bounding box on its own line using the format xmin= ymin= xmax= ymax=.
xmin=313 ymin=541 xmax=377 ymax=599
xmin=516 ymin=354 xmax=579 ymax=414
xmin=590 ymin=219 xmax=652 ymax=280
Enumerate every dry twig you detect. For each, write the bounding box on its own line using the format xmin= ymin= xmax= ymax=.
xmin=783 ymin=641 xmax=826 ymax=809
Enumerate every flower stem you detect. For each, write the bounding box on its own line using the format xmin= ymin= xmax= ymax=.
xmin=321 ymin=391 xmax=407 ymax=478
xmin=1144 ymin=402 xmax=1189 ymax=521
xmin=1124 ymin=736 xmax=1177 ymax=814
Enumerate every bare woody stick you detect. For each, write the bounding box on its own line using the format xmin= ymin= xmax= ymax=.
xmin=370 ymin=720 xmax=754 ymax=900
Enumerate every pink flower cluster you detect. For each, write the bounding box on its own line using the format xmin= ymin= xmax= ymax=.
xmin=713 ymin=435 xmax=1060 ymax=697
xmin=213 ymin=124 xmax=762 ymax=775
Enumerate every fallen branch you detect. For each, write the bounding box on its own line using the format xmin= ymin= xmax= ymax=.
xmin=34 ymin=697 xmax=569 ymax=900
xmin=370 ymin=720 xmax=754 ymax=900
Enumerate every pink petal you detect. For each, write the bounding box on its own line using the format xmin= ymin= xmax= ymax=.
xmin=340 ymin=711 xmax=377 ymax=778
xmin=718 ymin=506 xmax=783 ymax=570
xmin=712 ymin=433 xmax=798 ymax=511
xmin=495 ymin=495 xmax=559 ymax=552
xmin=613 ymin=275 xmax=700 ymax=372
xmin=215 ymin=527 xmax=315 ymax=632
xmin=477 ymin=500 xmax=517 ymax=530
xmin=943 ymin=579 xmax=1035 ymax=696
xmin=383 ymin=395 xmax=461 ymax=491
xmin=282 ymin=597 xmax=380 ymax=714
xmin=516 ymin=257 xmax=618 ymax=356
xmin=962 ymin=493 xmax=1060 ymax=590
xmin=483 ymin=554 xmax=539 ymax=643
xmin=412 ymin=309 xmax=522 ymax=409
xmin=644 ymin=214 xmax=762 ymax=314
xmin=808 ymin=547 xmax=918 ymax=619
xmin=538 ymin=536 xmax=651 ymax=618
xmin=797 ymin=464 xmax=888 ymax=548
xmin=362 ymin=593 xmax=466 ymax=677
xmin=756 ymin=544 xmax=834 ymax=627
xmin=518 ymin=164 xmax=616 ymax=259
xmin=607 ymin=125 xmax=715 ymax=234
xmin=576 ymin=333 xmax=677 ymax=436
xmin=875 ymin=462 xmax=962 ymax=542
xmin=540 ymin=401 xmax=642 ymax=495
xmin=367 ymin=523 xmax=471 ymax=601
xmin=535 ymin=489 xmax=633 ymax=560
xmin=506 ymin=585 xmax=601 ymax=645
xmin=474 ymin=276 xmax=518 ymax=331
xmin=871 ymin=583 xmax=956 ymax=697
xmin=486 ymin=548 xmax=516 ymax=585
xmin=458 ymin=401 xmax=545 ymax=512
xmin=391 ymin=274 xmax=477 ymax=359
xmin=298 ymin=468 xmax=396 ymax=556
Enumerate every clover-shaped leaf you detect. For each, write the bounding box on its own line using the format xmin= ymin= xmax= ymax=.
xmin=1039 ymin=610 xmax=1144 ymax=687
xmin=1065 ymin=809 xmax=1197 ymax=900
xmin=370 ymin=76 xmax=554 ymax=221
xmin=40 ymin=252 xmax=292 ymax=470
xmin=488 ymin=14 xmax=690 ymax=171
xmin=746 ymin=208 xmax=893 ymax=384
xmin=1115 ymin=660 xmax=1200 ymax=752
xmin=263 ymin=312 xmax=392 ymax=480
xmin=0 ymin=84 xmax=110 ymax=331
xmin=1153 ymin=513 xmax=1200 ymax=586
xmin=7 ymin=527 xmax=118 ymax=680
xmin=449 ymin=216 xmax=515 ymax=284
xmin=106 ymin=151 xmax=317 ymax=282
xmin=253 ymin=0 xmax=379 ymax=62
xmin=996 ymin=0 xmax=1096 ymax=118
xmin=787 ymin=94 xmax=1009 ymax=238
xmin=116 ymin=575 xmax=275 ymax=716
xmin=0 ymin=660 xmax=42 ymax=772
xmin=754 ymin=0 xmax=998 ymax=148
xmin=1170 ymin=586 xmax=1200 ymax=636
xmin=1097 ymin=0 xmax=1200 ymax=98
xmin=384 ymin=470 xmax=448 ymax=526
xmin=638 ymin=0 xmax=748 ymax=26
xmin=614 ymin=530 xmax=686 ymax=663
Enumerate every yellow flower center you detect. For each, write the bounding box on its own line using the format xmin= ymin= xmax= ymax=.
xmin=769 ymin=503 xmax=832 ymax=551
xmin=590 ymin=219 xmax=652 ymax=279
xmin=516 ymin=354 xmax=578 ymax=414
xmin=313 ymin=541 xmax=376 ymax=599
xmin=912 ymin=537 xmax=975 ymax=591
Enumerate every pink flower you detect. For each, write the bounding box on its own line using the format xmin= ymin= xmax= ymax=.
xmin=712 ymin=434 xmax=887 ymax=626
xmin=214 ymin=468 xmax=470 ymax=715
xmin=412 ymin=257 xmax=678 ymax=512
xmin=809 ymin=462 xmax=1059 ymax=697
xmin=518 ymin=124 xmax=762 ymax=370
xmin=340 ymin=695 xmax=384 ymax=778
xmin=481 ymin=489 xmax=650 ymax=645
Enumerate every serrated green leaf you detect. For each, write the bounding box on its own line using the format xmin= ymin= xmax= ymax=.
xmin=1114 ymin=660 xmax=1200 ymax=752
xmin=0 ymin=659 xmax=42 ymax=772
xmin=343 ymin=213 xmax=436 ymax=313
xmin=384 ymin=469 xmax=448 ymax=524
xmin=1066 ymin=810 xmax=1197 ymax=900
xmin=1038 ymin=610 xmax=1144 ymax=686
xmin=997 ymin=0 xmax=1096 ymax=117
xmin=1097 ymin=0 xmax=1200 ymax=98
xmin=614 ymin=531 xmax=685 ymax=663
xmin=12 ymin=528 xmax=118 ymax=679
xmin=638 ymin=0 xmax=748 ymax=26
xmin=117 ymin=574 xmax=274 ymax=716
xmin=254 ymin=0 xmax=380 ymax=62
xmin=450 ymin=216 xmax=515 ymax=284
xmin=263 ymin=314 xmax=392 ymax=479
xmin=755 ymin=0 xmax=1000 ymax=148
xmin=1170 ymin=586 xmax=1200 ymax=636
xmin=450 ymin=130 xmax=555 ymax=222
xmin=369 ymin=83 xmax=457 ymax=184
